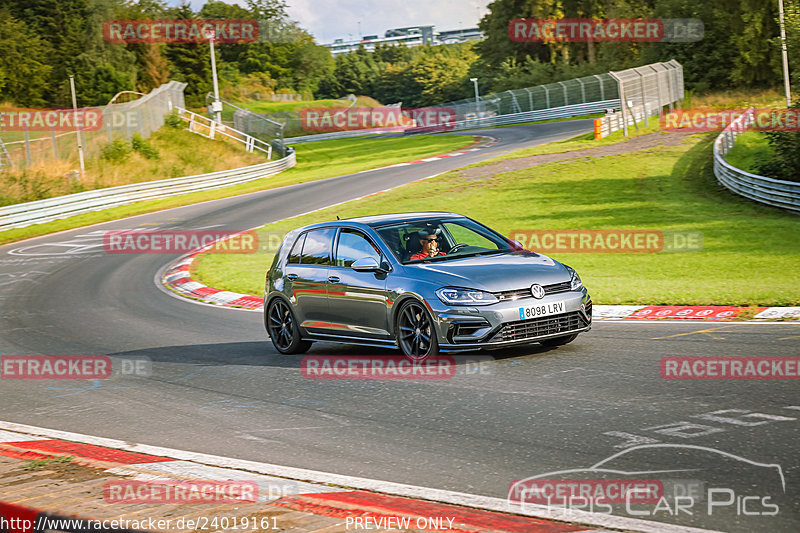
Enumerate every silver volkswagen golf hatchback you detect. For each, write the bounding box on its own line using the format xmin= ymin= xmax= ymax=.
xmin=265 ymin=212 xmax=591 ymax=359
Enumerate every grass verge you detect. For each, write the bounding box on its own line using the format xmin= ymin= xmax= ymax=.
xmin=0 ymin=134 xmax=474 ymax=246
xmin=193 ymin=130 xmax=800 ymax=306
xmin=723 ymin=132 xmax=772 ymax=174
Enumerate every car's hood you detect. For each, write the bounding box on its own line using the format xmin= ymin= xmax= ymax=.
xmin=407 ymin=252 xmax=569 ymax=292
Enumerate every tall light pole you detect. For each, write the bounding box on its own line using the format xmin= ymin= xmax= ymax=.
xmin=206 ymin=28 xmax=222 ymax=124
xmin=779 ymin=0 xmax=792 ymax=107
xmin=69 ymin=75 xmax=85 ymax=180
xmin=470 ymin=77 xmax=479 ymax=115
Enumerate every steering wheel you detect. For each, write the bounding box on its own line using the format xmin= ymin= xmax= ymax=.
xmin=449 ymin=243 xmax=469 ymax=254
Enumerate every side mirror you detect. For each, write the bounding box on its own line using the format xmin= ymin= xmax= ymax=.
xmin=352 ymin=257 xmax=380 ymax=272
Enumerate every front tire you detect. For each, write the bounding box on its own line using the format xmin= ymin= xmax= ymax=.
xmin=267 ymin=298 xmax=312 ymax=354
xmin=539 ymin=333 xmax=578 ymax=347
xmin=396 ymin=299 xmax=439 ymax=361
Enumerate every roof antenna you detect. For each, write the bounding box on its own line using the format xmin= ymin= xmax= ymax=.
xmin=336 ymin=215 xmax=340 ymax=220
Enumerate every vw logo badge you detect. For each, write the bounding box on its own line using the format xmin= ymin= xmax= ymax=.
xmin=530 ymin=284 xmax=545 ymax=299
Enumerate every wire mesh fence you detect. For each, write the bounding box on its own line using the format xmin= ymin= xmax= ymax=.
xmin=205 ymin=95 xmax=289 ymax=157
xmin=598 ymin=60 xmax=683 ymax=137
xmin=0 ymin=81 xmax=187 ymax=172
xmin=446 ymin=73 xmax=619 ymax=123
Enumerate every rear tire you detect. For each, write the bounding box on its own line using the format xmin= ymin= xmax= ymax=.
xmin=396 ymin=299 xmax=439 ymax=361
xmin=539 ymin=333 xmax=578 ymax=347
xmin=266 ymin=298 xmax=312 ymax=354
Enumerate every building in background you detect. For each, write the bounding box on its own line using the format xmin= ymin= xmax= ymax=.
xmin=326 ymin=25 xmax=483 ymax=56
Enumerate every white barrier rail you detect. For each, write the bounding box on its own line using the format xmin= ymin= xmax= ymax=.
xmin=713 ymin=108 xmax=800 ymax=214
xmin=0 ymin=150 xmax=295 ymax=230
xmin=445 ymin=99 xmax=621 ymax=131
xmin=179 ymin=107 xmax=273 ymax=159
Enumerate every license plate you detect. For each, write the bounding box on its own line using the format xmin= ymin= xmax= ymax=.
xmin=519 ymin=301 xmax=566 ymax=320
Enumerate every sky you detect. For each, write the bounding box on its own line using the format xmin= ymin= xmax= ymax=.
xmin=180 ymin=0 xmax=490 ymax=44
xmin=285 ymin=0 xmax=489 ymax=43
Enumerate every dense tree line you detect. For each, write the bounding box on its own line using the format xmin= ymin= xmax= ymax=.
xmin=0 ymin=0 xmax=331 ymax=108
xmin=323 ymin=0 xmax=792 ymax=104
xmin=0 ymin=0 xmax=795 ymax=110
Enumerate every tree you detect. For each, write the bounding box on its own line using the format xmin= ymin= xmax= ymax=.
xmin=0 ymin=8 xmax=52 ymax=106
xmin=164 ymin=4 xmax=212 ymax=107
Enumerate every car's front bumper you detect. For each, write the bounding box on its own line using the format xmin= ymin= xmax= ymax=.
xmin=427 ymin=289 xmax=592 ymax=351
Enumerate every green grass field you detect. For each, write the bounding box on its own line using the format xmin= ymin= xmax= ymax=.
xmin=192 ymin=129 xmax=800 ymax=306
xmin=0 ymin=134 xmax=473 ymax=245
xmin=724 ymin=132 xmax=772 ymax=173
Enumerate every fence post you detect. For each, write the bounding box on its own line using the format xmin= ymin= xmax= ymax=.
xmin=543 ymin=85 xmax=550 ymax=108
xmin=577 ymin=78 xmax=586 ymax=103
xmin=651 ymin=66 xmax=664 ymax=119
xmin=557 ymin=81 xmax=568 ymax=106
xmin=23 ymin=129 xmax=32 ymax=167
xmin=51 ymin=129 xmax=59 ymax=159
xmin=609 ymin=72 xmax=627 ymax=136
xmin=594 ymin=75 xmax=605 ymax=101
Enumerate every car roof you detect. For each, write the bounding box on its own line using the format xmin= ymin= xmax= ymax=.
xmin=342 ymin=212 xmax=465 ymax=226
xmin=296 ymin=212 xmax=468 ymax=232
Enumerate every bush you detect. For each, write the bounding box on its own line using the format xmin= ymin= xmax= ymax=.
xmin=755 ymin=102 xmax=800 ymax=183
xmin=100 ymin=138 xmax=132 ymax=163
xmin=131 ymin=133 xmax=160 ymax=160
xmin=163 ymin=111 xmax=185 ymax=129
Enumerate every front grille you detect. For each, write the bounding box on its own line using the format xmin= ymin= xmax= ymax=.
xmin=495 ymin=281 xmax=572 ymax=302
xmin=490 ymin=311 xmax=587 ymax=342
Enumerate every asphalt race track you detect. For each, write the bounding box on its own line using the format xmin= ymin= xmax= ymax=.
xmin=1 ymin=121 xmax=798 ymax=532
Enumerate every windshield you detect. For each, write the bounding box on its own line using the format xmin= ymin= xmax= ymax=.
xmin=374 ymin=217 xmax=513 ymax=264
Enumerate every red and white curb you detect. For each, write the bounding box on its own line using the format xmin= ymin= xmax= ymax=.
xmin=162 ymin=253 xmax=263 ymax=310
xmin=0 ymin=421 xmax=720 ymax=533
xmin=592 ymin=305 xmax=800 ymax=321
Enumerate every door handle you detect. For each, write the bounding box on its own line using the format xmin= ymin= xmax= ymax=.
xmin=287 ymin=273 xmax=298 ymax=280
xmin=328 ymin=276 xmax=340 ymax=283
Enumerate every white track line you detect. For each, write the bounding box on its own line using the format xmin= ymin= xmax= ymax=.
xmin=0 ymin=420 xmax=722 ymax=533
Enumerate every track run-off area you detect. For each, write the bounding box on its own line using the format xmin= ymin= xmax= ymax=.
xmin=1 ymin=121 xmax=798 ymax=533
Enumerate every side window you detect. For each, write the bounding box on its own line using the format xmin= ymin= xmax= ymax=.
xmin=287 ymin=233 xmax=305 ymax=264
xmin=300 ymin=228 xmax=335 ymax=265
xmin=336 ymin=229 xmax=381 ymax=267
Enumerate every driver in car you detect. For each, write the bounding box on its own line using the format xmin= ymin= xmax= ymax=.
xmin=410 ymin=229 xmax=446 ymax=260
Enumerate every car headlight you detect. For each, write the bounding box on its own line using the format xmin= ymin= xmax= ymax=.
xmin=436 ymin=287 xmax=498 ymax=306
xmin=564 ymin=265 xmax=583 ymax=291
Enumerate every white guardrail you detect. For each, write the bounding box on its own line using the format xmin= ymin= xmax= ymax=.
xmin=713 ymin=108 xmax=800 ymax=214
xmin=285 ymin=99 xmax=622 ymax=143
xmin=0 ymin=150 xmax=296 ymax=230
xmin=448 ymin=99 xmax=621 ymax=131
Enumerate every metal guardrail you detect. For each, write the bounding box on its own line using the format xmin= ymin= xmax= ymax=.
xmin=284 ymin=128 xmax=403 ymax=144
xmin=445 ymin=99 xmax=621 ymax=131
xmin=713 ymin=108 xmax=800 ymax=214
xmin=285 ymin=100 xmax=621 ymax=142
xmin=0 ymin=150 xmax=296 ymax=230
